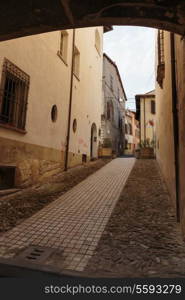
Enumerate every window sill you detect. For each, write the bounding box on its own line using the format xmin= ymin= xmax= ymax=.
xmin=0 ymin=123 xmax=27 ymax=134
xmin=73 ymin=73 xmax=80 ymax=81
xmin=57 ymin=51 xmax=68 ymax=66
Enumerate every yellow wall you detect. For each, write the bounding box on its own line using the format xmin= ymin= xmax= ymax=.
xmin=155 ymin=31 xmax=176 ymax=205
xmin=174 ymin=35 xmax=185 ymax=236
xmin=140 ymin=96 xmax=156 ymax=145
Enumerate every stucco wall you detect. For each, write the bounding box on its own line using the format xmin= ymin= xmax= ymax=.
xmin=174 ymin=35 xmax=185 ymax=237
xmin=155 ymin=31 xmax=176 ymax=206
xmin=0 ymin=27 xmax=104 ymax=185
xmin=101 ymin=54 xmax=126 ymax=155
xmin=68 ymin=27 xmax=103 ymax=160
xmin=140 ymin=96 xmax=156 ymax=145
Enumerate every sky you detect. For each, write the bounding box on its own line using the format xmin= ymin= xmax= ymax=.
xmin=103 ymin=26 xmax=156 ymax=111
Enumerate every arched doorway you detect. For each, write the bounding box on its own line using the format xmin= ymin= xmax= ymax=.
xmin=90 ymin=123 xmax=97 ymax=160
xmin=0 ymin=1 xmax=185 ymax=41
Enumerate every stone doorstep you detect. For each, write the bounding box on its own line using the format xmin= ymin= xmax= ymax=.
xmin=0 ymin=188 xmax=21 ymax=196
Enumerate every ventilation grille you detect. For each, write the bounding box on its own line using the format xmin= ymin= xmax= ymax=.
xmin=15 ymin=246 xmax=55 ymax=264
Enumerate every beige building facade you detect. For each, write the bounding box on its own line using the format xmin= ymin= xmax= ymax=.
xmin=155 ymin=29 xmax=185 ymax=238
xmin=135 ymin=90 xmax=156 ymax=149
xmin=0 ymin=27 xmax=104 ymax=188
xmin=125 ymin=110 xmax=139 ymax=155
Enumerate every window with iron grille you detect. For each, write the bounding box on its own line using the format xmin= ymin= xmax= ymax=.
xmin=0 ymin=59 xmax=30 ymax=131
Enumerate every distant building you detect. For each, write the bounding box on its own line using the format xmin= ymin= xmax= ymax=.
xmin=125 ymin=109 xmax=140 ymax=155
xmin=135 ymin=90 xmax=156 ymax=149
xmin=99 ymin=53 xmax=127 ymax=157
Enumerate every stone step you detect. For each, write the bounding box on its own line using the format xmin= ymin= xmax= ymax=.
xmin=0 ymin=188 xmax=21 ymax=197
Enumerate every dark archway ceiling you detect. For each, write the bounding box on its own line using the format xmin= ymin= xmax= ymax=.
xmin=0 ymin=0 xmax=185 ymax=41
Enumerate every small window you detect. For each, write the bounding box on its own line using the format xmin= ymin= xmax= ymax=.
xmin=151 ymin=100 xmax=156 ymax=114
xmin=0 ymin=58 xmax=30 ymax=131
xmin=73 ymin=119 xmax=77 ymax=133
xmin=110 ymin=75 xmax=113 ymax=91
xmin=51 ymin=105 xmax=57 ymax=122
xmin=95 ymin=29 xmax=101 ymax=55
xmin=129 ymin=123 xmax=132 ymax=135
xmin=119 ymin=118 xmax=122 ymax=128
xmin=125 ymin=124 xmax=128 ymax=134
xmin=117 ymin=88 xmax=120 ymax=100
xmin=58 ymin=31 xmax=68 ymax=63
xmin=107 ymin=102 xmax=111 ymax=120
xmin=73 ymin=46 xmax=80 ymax=79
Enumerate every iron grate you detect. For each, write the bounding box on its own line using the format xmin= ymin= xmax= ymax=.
xmin=15 ymin=246 xmax=55 ymax=264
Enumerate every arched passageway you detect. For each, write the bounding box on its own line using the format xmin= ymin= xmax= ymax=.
xmin=0 ymin=0 xmax=185 ymax=41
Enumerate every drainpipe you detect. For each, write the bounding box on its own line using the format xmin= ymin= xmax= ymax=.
xmin=64 ymin=29 xmax=75 ymax=171
xmin=170 ymin=32 xmax=180 ymax=222
xmin=144 ymin=97 xmax=146 ymax=143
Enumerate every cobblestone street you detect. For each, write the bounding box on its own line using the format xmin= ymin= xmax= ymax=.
xmin=0 ymin=158 xmax=135 ymax=273
xmin=1 ymin=158 xmax=185 ymax=278
xmin=86 ymin=159 xmax=185 ymax=277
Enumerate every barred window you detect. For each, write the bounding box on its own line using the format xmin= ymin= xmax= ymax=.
xmin=0 ymin=59 xmax=30 ymax=131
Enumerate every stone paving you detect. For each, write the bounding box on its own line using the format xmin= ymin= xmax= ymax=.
xmin=0 ymin=158 xmax=135 ymax=272
xmin=85 ymin=159 xmax=185 ymax=277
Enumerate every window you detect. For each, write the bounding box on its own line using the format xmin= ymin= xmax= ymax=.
xmin=73 ymin=46 xmax=80 ymax=79
xmin=118 ymin=117 xmax=122 ymax=129
xmin=0 ymin=59 xmax=30 ymax=131
xmin=129 ymin=123 xmax=132 ymax=135
xmin=51 ymin=105 xmax=57 ymax=122
xmin=125 ymin=124 xmax=128 ymax=134
xmin=58 ymin=31 xmax=68 ymax=64
xmin=151 ymin=100 xmax=156 ymax=114
xmin=110 ymin=75 xmax=113 ymax=91
xmin=107 ymin=101 xmax=114 ymax=121
xmin=157 ymin=30 xmax=165 ymax=88
xmin=73 ymin=119 xmax=77 ymax=133
xmin=107 ymin=102 xmax=111 ymax=120
xmin=117 ymin=88 xmax=120 ymax=101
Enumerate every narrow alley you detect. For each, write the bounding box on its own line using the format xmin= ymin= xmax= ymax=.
xmin=1 ymin=158 xmax=185 ymax=278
